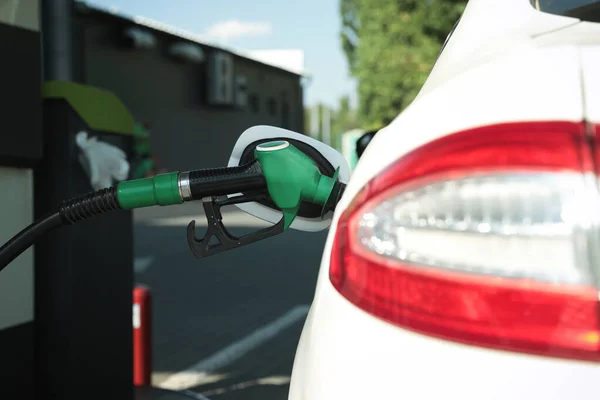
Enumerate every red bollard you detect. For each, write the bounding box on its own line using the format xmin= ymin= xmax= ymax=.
xmin=133 ymin=285 xmax=152 ymax=386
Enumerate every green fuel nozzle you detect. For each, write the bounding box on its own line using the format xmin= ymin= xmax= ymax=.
xmin=104 ymin=139 xmax=345 ymax=258
xmin=254 ymin=140 xmax=343 ymax=229
xmin=114 ymin=140 xmax=345 ymax=232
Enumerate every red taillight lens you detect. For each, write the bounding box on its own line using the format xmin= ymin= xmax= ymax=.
xmin=331 ymin=121 xmax=600 ymax=361
xmin=595 ymin=123 xmax=600 ymax=173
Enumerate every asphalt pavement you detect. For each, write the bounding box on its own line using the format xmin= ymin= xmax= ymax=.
xmin=133 ymin=203 xmax=327 ymax=400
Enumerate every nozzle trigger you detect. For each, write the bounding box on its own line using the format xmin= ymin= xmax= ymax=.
xmin=186 ymin=192 xmax=285 ymax=259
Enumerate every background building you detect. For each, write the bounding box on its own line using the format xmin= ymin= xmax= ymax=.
xmin=74 ymin=2 xmax=306 ymax=172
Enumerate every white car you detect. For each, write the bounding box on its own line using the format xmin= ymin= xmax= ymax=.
xmin=289 ymin=0 xmax=600 ymax=399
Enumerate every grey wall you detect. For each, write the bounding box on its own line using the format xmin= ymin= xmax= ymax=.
xmin=0 ymin=167 xmax=34 ymax=331
xmin=0 ymin=0 xmax=39 ymax=31
xmin=0 ymin=0 xmax=38 ymax=333
xmin=82 ymin=18 xmax=304 ymax=172
xmin=0 ymin=0 xmax=39 ymax=395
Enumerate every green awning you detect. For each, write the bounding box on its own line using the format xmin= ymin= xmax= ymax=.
xmin=42 ymin=81 xmax=135 ymax=135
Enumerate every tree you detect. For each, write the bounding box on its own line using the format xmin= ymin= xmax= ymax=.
xmin=340 ymin=0 xmax=467 ymax=127
xmin=340 ymin=0 xmax=360 ymax=75
xmin=304 ymin=107 xmax=312 ymax=135
xmin=331 ymin=96 xmax=360 ymax=134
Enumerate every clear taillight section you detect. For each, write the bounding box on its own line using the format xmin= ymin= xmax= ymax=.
xmin=331 ymin=121 xmax=600 ymax=361
xmin=358 ymin=172 xmax=595 ymax=285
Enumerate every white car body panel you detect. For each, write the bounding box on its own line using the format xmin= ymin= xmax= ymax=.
xmin=578 ymin=33 xmax=600 ymax=122
xmin=289 ymin=1 xmax=600 ymax=399
xmin=417 ymin=0 xmax=579 ymax=100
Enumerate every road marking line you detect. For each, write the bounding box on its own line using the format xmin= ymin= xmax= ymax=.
xmin=157 ymin=305 xmax=310 ymax=391
xmin=179 ymin=390 xmax=213 ymax=400
xmin=200 ymin=375 xmax=291 ymax=397
xmin=134 ymin=256 xmax=154 ymax=274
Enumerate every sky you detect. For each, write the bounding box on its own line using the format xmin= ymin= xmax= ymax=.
xmin=84 ymin=0 xmax=358 ymax=109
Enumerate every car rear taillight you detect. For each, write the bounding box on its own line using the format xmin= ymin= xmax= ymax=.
xmin=330 ymin=121 xmax=600 ymax=361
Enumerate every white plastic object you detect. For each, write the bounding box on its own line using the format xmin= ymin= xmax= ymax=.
xmin=228 ymin=125 xmax=350 ymax=232
xmin=75 ymin=131 xmax=130 ymax=190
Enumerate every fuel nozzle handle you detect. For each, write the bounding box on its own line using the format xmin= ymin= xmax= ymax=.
xmin=179 ymin=161 xmax=267 ymax=201
xmin=115 ymin=161 xmax=267 ymax=210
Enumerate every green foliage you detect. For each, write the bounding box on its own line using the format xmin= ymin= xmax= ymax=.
xmin=303 ymin=107 xmax=311 ymax=135
xmin=341 ymin=0 xmax=467 ymax=127
xmin=340 ymin=0 xmax=360 ymax=74
xmin=331 ymin=96 xmax=361 ymax=136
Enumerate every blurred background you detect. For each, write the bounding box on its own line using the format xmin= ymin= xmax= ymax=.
xmin=74 ymin=0 xmax=466 ymax=176
xmin=0 ymin=0 xmax=465 ymax=399
xmin=82 ymin=0 xmax=466 ymax=398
